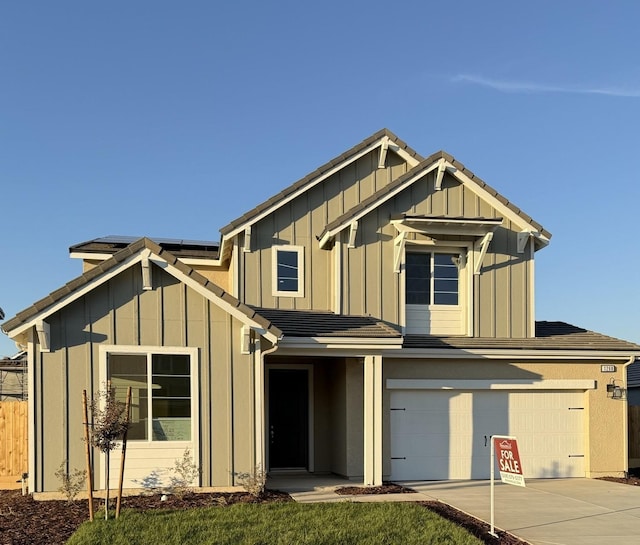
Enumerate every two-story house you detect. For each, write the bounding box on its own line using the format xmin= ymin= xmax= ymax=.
xmin=3 ymin=129 xmax=640 ymax=494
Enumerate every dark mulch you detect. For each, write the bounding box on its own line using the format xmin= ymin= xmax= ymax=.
xmin=335 ymin=481 xmax=416 ymax=495
xmin=597 ymin=466 xmax=640 ymax=486
xmin=0 ymin=489 xmax=290 ymax=545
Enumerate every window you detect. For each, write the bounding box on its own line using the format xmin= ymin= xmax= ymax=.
xmin=108 ymin=352 xmax=193 ymax=441
xmin=406 ymin=252 xmax=459 ymax=306
xmin=272 ymin=245 xmax=304 ymax=297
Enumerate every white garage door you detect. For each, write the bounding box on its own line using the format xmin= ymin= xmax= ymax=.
xmin=390 ymin=390 xmax=585 ymax=481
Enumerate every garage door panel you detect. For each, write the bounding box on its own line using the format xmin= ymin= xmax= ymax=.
xmin=391 ymin=410 xmax=450 ymax=434
xmin=389 ymin=390 xmax=585 ymax=481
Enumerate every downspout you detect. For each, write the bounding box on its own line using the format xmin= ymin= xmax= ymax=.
xmin=254 ymin=337 xmax=280 ymax=474
xmin=27 ymin=329 xmax=36 ymax=493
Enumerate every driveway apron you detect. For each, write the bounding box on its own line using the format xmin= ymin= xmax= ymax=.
xmin=408 ymin=478 xmax=640 ymax=545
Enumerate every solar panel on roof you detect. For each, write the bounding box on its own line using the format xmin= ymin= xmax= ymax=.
xmin=96 ymin=235 xmax=139 ymax=244
xmin=88 ymin=235 xmax=218 ymax=248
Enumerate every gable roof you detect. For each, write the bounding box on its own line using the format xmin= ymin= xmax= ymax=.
xmin=215 ymin=128 xmax=423 ymax=262
xmin=1 ymin=238 xmax=282 ymax=345
xmin=317 ymin=150 xmax=552 ymax=249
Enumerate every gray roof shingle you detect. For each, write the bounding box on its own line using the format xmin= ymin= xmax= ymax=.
xmin=250 ymin=307 xmax=402 ymax=339
xmin=403 ymin=321 xmax=640 ymax=352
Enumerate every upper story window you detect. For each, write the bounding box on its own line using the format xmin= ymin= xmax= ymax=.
xmin=272 ymin=245 xmax=304 ymax=297
xmin=406 ymin=252 xmax=459 ymax=306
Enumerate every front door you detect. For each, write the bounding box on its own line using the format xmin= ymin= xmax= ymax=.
xmin=268 ymin=369 xmax=309 ymax=469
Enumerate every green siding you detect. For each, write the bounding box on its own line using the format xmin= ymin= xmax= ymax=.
xmin=33 ymin=264 xmax=255 ymax=492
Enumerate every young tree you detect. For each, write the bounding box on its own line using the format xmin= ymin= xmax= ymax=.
xmin=87 ymin=384 xmax=129 ymax=520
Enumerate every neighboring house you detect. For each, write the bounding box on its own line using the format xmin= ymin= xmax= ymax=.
xmin=2 ymin=129 xmax=640 ymax=494
xmin=0 ymin=351 xmax=27 ymax=401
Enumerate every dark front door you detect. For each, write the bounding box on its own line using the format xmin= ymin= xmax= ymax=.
xmin=268 ymin=369 xmax=309 ymax=469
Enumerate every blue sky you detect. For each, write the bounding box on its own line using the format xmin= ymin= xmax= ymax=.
xmin=1 ymin=1 xmax=639 ymax=356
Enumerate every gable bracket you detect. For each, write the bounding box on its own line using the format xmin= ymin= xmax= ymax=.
xmin=378 ymin=136 xmax=389 ymax=169
xmin=241 ymin=325 xmax=252 ymax=354
xmin=474 ymin=232 xmax=494 ymax=275
xmin=394 ymin=232 xmax=407 ymax=273
xmin=434 ymin=159 xmax=447 ymax=191
xmin=243 ymin=226 xmax=252 ymax=253
xmin=348 ymin=221 xmax=359 ymax=248
xmin=517 ymin=230 xmax=545 ymax=253
xmin=141 ymin=251 xmax=153 ymax=290
xmin=36 ymin=320 xmax=50 ymax=352
xmin=517 ymin=231 xmax=531 ymax=253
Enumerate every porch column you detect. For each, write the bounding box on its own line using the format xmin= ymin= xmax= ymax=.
xmin=363 ymin=355 xmax=383 ymax=486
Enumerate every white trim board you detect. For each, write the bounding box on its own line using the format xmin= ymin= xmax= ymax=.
xmin=386 ymin=379 xmax=596 ymax=390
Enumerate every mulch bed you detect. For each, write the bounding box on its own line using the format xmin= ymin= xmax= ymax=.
xmin=335 ymin=481 xmax=416 ymax=495
xmin=597 ymin=466 xmax=640 ymax=486
xmin=0 ymin=489 xmax=290 ymax=545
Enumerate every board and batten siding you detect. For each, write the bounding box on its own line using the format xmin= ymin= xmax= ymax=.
xmin=237 ymin=158 xmax=533 ymax=338
xmin=338 ymin=170 xmax=534 ymax=338
xmin=33 ymin=264 xmax=255 ymax=492
xmin=238 ymin=149 xmax=410 ymax=310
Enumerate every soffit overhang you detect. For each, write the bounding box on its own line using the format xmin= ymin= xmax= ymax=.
xmin=391 ymin=215 xmax=503 ymax=238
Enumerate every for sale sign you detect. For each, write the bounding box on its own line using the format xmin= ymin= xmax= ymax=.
xmin=493 ymin=437 xmax=525 ymax=487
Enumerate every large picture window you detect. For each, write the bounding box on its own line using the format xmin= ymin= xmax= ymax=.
xmin=108 ymin=352 xmax=193 ymax=441
xmin=272 ymin=245 xmax=304 ymax=297
xmin=406 ymin=252 xmax=459 ymax=306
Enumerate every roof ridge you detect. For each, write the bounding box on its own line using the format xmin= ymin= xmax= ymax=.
xmin=219 ymin=129 xmax=423 ymax=236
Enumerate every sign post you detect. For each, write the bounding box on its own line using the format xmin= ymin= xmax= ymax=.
xmin=490 ymin=435 xmax=525 ymax=538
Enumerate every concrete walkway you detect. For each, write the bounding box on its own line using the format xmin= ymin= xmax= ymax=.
xmin=268 ymin=475 xmax=640 ymax=545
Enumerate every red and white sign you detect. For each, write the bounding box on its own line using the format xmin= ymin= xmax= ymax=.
xmin=493 ymin=437 xmax=525 ymax=487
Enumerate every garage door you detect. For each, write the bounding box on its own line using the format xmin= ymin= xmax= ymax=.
xmin=390 ymin=390 xmax=585 ymax=481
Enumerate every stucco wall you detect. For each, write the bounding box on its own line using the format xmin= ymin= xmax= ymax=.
xmin=382 ymin=357 xmax=629 ymax=478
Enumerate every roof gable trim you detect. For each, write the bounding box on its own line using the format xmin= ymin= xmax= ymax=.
xmin=318 ymin=160 xmax=442 ymax=248
xmin=221 ymin=137 xmax=418 ymax=243
xmin=318 ymin=156 xmax=551 ymax=249
xmin=4 ymin=240 xmax=282 ymax=344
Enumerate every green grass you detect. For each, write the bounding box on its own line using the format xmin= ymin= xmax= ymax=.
xmin=66 ymin=502 xmax=484 ymax=545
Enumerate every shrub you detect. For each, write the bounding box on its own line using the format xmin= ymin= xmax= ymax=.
xmin=55 ymin=461 xmax=86 ymax=503
xmin=235 ymin=464 xmax=267 ymax=498
xmin=169 ymin=448 xmax=201 ymax=499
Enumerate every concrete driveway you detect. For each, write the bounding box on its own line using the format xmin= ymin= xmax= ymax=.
xmin=268 ymin=475 xmax=640 ymax=544
xmin=408 ymin=478 xmax=640 ymax=545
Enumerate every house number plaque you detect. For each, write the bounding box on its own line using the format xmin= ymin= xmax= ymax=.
xmin=600 ymin=365 xmax=616 ymax=373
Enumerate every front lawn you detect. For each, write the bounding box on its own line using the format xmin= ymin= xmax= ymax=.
xmin=67 ymin=501 xmax=484 ymax=545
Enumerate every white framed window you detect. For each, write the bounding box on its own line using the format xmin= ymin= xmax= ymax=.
xmin=406 ymin=252 xmax=460 ymax=306
xmin=101 ymin=346 xmax=198 ymax=443
xmin=403 ymin=247 xmax=469 ymax=335
xmin=272 ymin=245 xmax=304 ymax=297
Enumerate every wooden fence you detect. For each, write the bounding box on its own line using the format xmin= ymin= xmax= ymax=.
xmin=630 ymin=405 xmax=640 ymax=461
xmin=0 ymin=401 xmax=28 ymax=487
